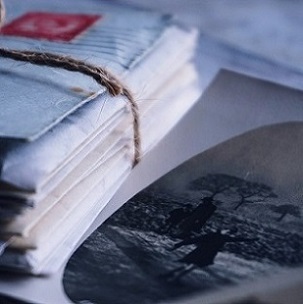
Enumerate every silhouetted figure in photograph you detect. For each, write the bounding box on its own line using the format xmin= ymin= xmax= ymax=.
xmin=162 ymin=228 xmax=257 ymax=281
xmin=177 ymin=197 xmax=217 ymax=238
xmin=163 ymin=204 xmax=194 ymax=233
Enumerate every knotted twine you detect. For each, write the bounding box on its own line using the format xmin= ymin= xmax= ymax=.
xmin=0 ymin=0 xmax=141 ymax=166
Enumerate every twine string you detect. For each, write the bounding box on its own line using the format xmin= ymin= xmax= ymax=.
xmin=0 ymin=0 xmax=141 ymax=165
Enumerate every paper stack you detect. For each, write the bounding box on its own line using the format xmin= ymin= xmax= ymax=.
xmin=0 ymin=0 xmax=200 ymax=274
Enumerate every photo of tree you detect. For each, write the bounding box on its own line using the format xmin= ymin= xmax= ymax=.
xmin=64 ymin=122 xmax=303 ymax=304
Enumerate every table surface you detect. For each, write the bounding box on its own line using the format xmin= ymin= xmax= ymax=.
xmin=122 ymin=0 xmax=303 ymax=74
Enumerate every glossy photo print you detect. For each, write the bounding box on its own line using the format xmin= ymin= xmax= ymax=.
xmin=64 ymin=122 xmax=303 ymax=304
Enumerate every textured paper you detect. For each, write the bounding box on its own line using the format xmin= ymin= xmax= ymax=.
xmin=0 ymin=0 xmax=170 ymax=140
xmin=0 ymin=21 xmax=197 ymax=192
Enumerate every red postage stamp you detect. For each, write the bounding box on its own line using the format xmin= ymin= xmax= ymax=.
xmin=0 ymin=12 xmax=101 ymax=42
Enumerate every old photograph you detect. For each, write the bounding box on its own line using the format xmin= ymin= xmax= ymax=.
xmin=64 ymin=122 xmax=303 ymax=304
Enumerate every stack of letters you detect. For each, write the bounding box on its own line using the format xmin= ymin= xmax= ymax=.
xmin=0 ymin=0 xmax=200 ymax=274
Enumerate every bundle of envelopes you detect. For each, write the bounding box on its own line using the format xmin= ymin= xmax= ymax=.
xmin=0 ymin=0 xmax=200 ymax=274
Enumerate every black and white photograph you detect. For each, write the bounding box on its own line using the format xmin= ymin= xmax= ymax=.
xmin=63 ymin=122 xmax=303 ymax=304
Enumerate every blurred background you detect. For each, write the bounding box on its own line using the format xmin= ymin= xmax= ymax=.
xmin=116 ymin=0 xmax=303 ymax=73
